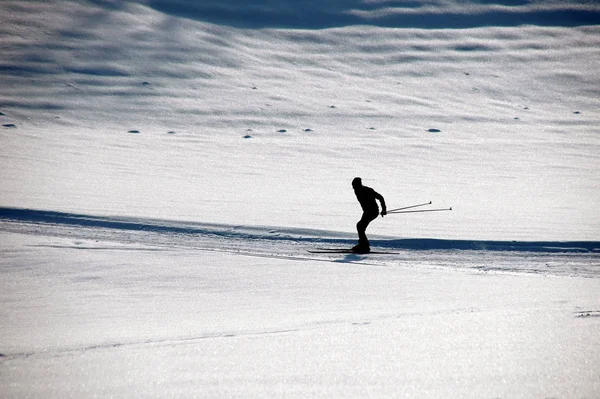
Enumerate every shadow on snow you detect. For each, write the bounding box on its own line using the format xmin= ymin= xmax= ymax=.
xmin=1 ymin=207 xmax=598 ymax=254
xmin=143 ymin=0 xmax=600 ymax=29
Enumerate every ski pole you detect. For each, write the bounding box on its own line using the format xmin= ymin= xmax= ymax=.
xmin=387 ymin=201 xmax=432 ymax=213
xmin=387 ymin=207 xmax=452 ymax=214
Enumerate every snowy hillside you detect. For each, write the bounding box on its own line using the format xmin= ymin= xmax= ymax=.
xmin=1 ymin=1 xmax=600 ymax=398
xmin=2 ymin=0 xmax=600 ymax=240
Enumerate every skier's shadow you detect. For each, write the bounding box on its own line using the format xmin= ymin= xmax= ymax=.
xmin=333 ymin=254 xmax=366 ymax=263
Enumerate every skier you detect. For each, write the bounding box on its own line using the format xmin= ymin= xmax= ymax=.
xmin=351 ymin=177 xmax=387 ymax=253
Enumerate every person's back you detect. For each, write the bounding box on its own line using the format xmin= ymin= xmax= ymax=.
xmin=354 ymin=185 xmax=381 ymax=213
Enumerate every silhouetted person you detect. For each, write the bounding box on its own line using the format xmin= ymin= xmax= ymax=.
xmin=352 ymin=177 xmax=386 ymax=253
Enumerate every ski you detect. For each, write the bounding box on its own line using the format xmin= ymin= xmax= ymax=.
xmin=312 ymin=247 xmax=351 ymax=251
xmin=308 ymin=248 xmax=398 ymax=254
xmin=308 ymin=249 xmax=353 ymax=253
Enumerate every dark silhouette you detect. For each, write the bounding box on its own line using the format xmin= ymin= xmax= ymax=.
xmin=352 ymin=177 xmax=386 ymax=253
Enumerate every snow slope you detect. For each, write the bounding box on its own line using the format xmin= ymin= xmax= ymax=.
xmin=1 ymin=0 xmax=600 ymax=240
xmin=1 ymin=227 xmax=600 ymax=398
xmin=1 ymin=0 xmax=600 ymax=397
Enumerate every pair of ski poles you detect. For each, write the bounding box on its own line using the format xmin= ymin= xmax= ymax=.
xmin=386 ymin=201 xmax=452 ymax=215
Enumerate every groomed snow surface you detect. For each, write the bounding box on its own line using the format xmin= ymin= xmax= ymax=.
xmin=1 ymin=0 xmax=600 ymax=397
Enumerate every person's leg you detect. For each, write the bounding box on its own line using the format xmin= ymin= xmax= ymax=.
xmin=355 ymin=210 xmax=378 ymax=251
xmin=357 ymin=218 xmax=368 ymax=247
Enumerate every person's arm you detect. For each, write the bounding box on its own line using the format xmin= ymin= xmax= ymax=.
xmin=374 ymin=191 xmax=387 ymax=216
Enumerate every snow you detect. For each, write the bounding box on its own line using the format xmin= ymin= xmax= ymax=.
xmin=1 ymin=230 xmax=599 ymax=397
xmin=1 ymin=0 xmax=600 ymax=397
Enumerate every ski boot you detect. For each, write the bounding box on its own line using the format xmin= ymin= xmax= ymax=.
xmin=351 ymin=243 xmax=371 ymax=254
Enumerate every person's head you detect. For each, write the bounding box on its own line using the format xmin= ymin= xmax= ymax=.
xmin=352 ymin=177 xmax=362 ymax=188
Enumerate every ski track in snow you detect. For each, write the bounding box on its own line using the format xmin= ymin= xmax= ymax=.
xmin=2 ymin=305 xmax=498 ymax=365
xmin=1 ymin=325 xmax=319 ymax=362
xmin=1 ymin=207 xmax=598 ymax=278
